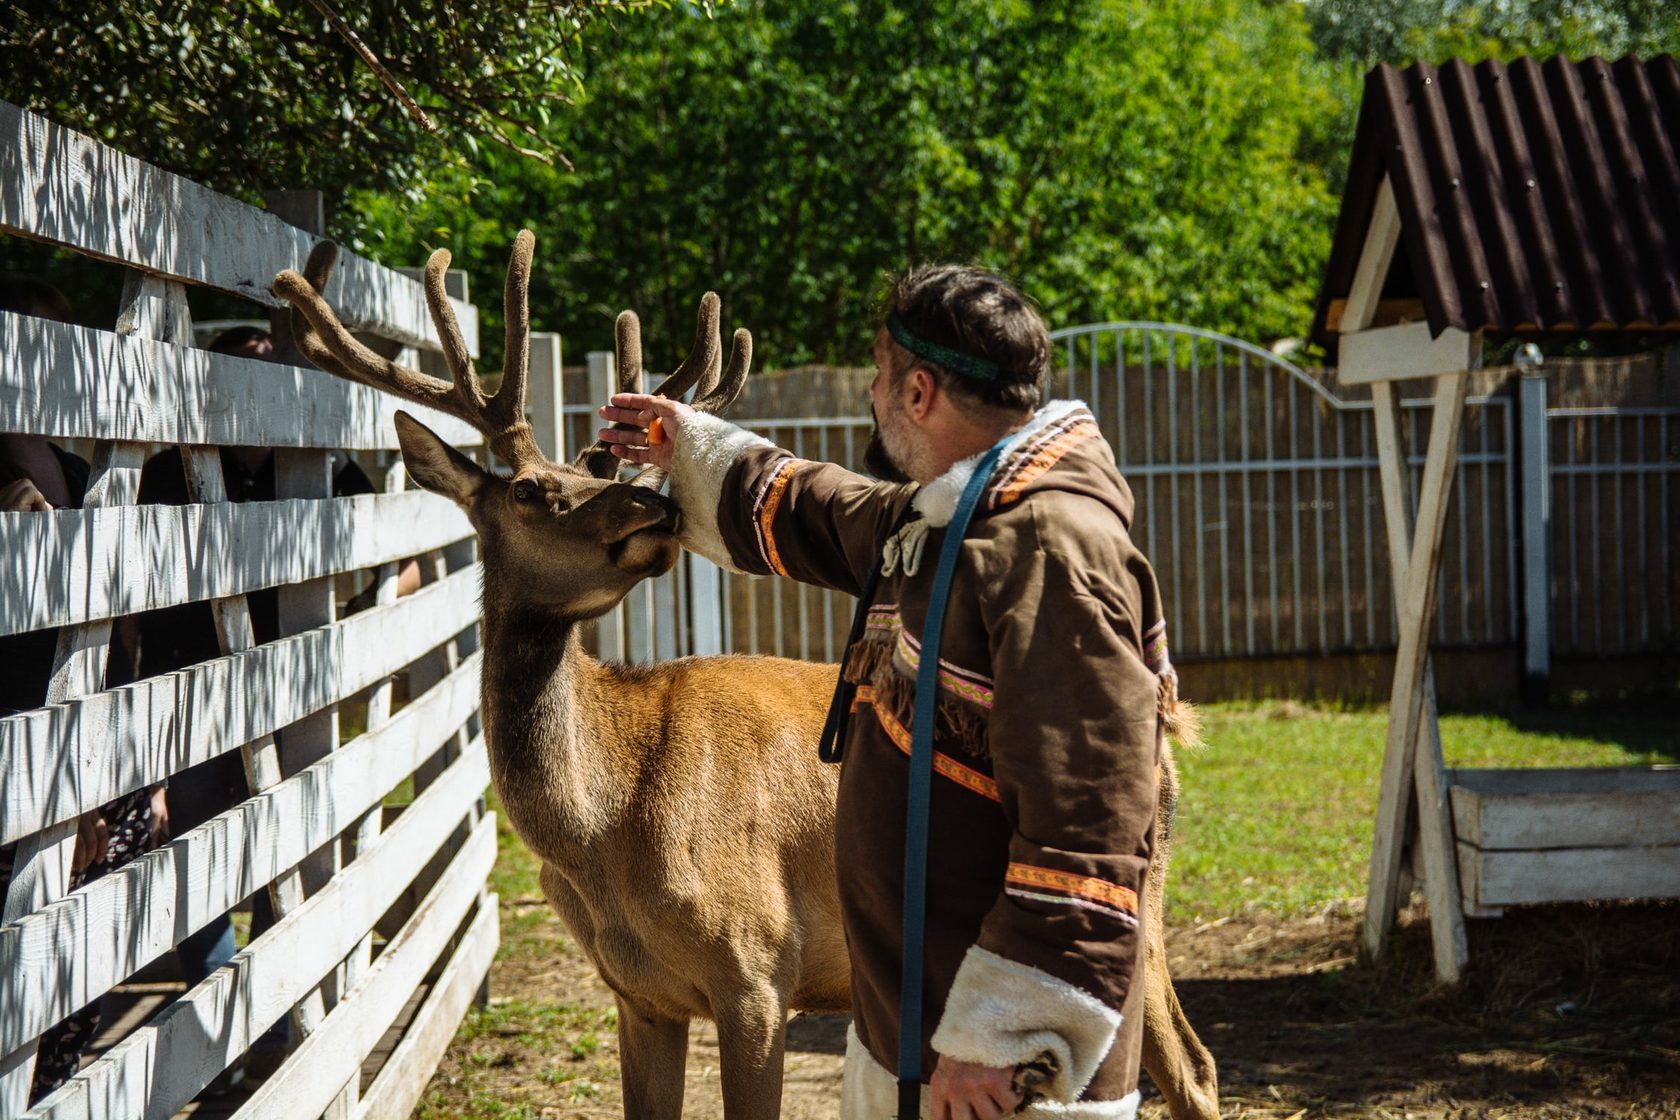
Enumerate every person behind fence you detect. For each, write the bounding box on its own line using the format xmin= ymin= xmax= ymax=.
xmin=135 ymin=325 xmax=421 ymax=1051
xmin=599 ymin=264 xmax=1190 ymax=1120
xmin=0 ymin=273 xmax=162 ymax=1105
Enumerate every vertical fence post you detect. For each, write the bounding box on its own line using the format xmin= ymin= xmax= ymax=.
xmin=528 ymin=331 xmax=565 ymax=461
xmin=265 ymin=188 xmax=346 ymax=1025
xmin=687 ymin=558 xmax=726 ymax=655
xmin=588 ymin=350 xmax=626 ymax=661
xmin=1518 ymin=356 xmax=1551 ymax=702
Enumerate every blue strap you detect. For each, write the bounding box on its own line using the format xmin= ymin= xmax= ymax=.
xmin=897 ymin=436 xmax=1012 ymax=1119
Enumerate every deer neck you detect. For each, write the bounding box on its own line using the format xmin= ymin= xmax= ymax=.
xmin=477 ymin=594 xmax=641 ymax=845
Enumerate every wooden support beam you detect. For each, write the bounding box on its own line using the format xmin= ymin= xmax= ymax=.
xmin=1370 ymin=383 xmax=1469 ymax=982
xmin=1362 ymin=369 xmax=1472 ymax=972
xmin=1340 ymin=177 xmax=1400 ymax=335
xmin=1340 ymin=322 xmax=1476 ymax=385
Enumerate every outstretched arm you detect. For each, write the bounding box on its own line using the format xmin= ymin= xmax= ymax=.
xmin=601 ymin=393 xmax=912 ymax=596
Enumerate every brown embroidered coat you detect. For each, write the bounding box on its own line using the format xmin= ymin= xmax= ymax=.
xmin=668 ymin=401 xmax=1174 ymax=1113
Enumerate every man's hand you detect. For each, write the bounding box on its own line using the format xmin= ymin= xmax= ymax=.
xmin=930 ymin=1056 xmax=1021 ymax=1120
xmin=148 ymin=786 xmax=171 ymax=850
xmin=72 ymin=810 xmax=108 ymax=873
xmin=596 ymin=394 xmax=696 ymax=471
xmin=1 ymin=478 xmax=52 ymax=511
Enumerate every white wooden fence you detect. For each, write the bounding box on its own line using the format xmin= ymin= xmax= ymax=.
xmin=1 ymin=100 xmax=498 ymax=1118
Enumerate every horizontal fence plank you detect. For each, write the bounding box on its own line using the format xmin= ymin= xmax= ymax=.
xmin=0 ymin=100 xmax=477 ymax=355
xmin=0 ymin=562 xmax=482 ymax=847
xmin=1 ymin=489 xmax=472 ymax=635
xmin=24 ymin=747 xmax=492 ymax=1120
xmin=0 ymin=311 xmax=483 ymax=448
xmin=0 ymin=656 xmax=482 ymax=1056
xmin=239 ymin=851 xmax=498 ymax=1120
xmin=350 ymin=897 xmax=498 ymax=1120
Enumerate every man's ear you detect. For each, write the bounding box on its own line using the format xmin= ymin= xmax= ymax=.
xmin=393 ymin=411 xmax=488 ymax=506
xmin=905 ymin=367 xmax=937 ymax=421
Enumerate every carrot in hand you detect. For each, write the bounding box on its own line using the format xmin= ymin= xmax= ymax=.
xmin=647 ymin=416 xmax=666 ymax=445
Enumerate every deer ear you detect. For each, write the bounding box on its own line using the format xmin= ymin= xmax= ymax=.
xmin=394 ymin=411 xmax=487 ymax=505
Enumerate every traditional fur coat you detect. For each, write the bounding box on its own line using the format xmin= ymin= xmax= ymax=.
xmin=669 ymin=401 xmax=1178 ymax=1120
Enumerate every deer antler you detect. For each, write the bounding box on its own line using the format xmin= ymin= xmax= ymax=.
xmin=273 ymin=231 xmax=544 ymax=467
xmin=577 ymin=292 xmax=753 ymax=486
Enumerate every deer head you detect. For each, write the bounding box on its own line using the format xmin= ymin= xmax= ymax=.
xmin=273 ymin=230 xmax=751 ymax=620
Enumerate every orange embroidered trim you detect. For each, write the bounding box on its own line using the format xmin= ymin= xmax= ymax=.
xmin=993 ymin=420 xmax=1100 ymax=507
xmin=756 ymin=458 xmax=808 ymax=577
xmin=1005 ymin=863 xmax=1138 ymax=915
xmin=852 ymin=687 xmax=1000 ymax=803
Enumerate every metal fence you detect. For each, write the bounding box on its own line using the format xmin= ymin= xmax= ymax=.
xmin=565 ymin=326 xmax=1676 ymax=673
xmin=1546 ymin=405 xmax=1680 ymax=657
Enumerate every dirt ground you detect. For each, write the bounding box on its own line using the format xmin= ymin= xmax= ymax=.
xmin=420 ymin=898 xmax=1680 ymax=1120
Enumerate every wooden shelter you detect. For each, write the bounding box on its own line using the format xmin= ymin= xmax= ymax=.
xmin=1312 ymin=54 xmax=1680 ymax=983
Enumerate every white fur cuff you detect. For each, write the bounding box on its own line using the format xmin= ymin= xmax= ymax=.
xmin=667 ymin=411 xmax=772 ymax=571
xmin=930 ymin=946 xmax=1122 ymax=1104
xmin=842 ymin=1023 xmax=1137 ymax=1120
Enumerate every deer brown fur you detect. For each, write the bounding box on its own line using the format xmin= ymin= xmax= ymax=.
xmin=273 ymin=233 xmax=1218 ymax=1120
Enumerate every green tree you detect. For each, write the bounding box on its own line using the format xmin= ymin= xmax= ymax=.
xmin=0 ymin=0 xmax=684 ymax=202
xmin=350 ymin=1 xmax=1339 ymax=369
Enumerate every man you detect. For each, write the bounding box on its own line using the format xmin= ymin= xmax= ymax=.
xmin=600 ymin=265 xmax=1180 ymax=1120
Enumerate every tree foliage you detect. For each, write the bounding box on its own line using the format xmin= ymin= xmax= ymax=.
xmin=0 ymin=0 xmax=669 ymax=201
xmin=6 ymin=0 xmax=1676 ymax=364
xmin=351 ymin=1 xmax=1338 ymax=369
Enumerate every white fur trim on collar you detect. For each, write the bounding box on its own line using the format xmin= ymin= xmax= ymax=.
xmin=911 ymin=400 xmax=1089 ymax=528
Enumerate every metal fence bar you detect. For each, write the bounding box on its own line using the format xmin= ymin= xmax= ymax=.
xmin=1240 ymin=351 xmax=1255 ymax=654
xmin=1217 ymin=347 xmax=1232 ymax=655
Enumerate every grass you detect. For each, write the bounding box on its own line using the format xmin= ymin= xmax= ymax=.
xmin=1168 ymin=698 xmax=1677 ymax=922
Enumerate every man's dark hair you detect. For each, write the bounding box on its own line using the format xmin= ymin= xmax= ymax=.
xmin=0 ymin=273 xmax=72 ymax=322
xmin=208 ymin=325 xmax=272 ymax=355
xmin=883 ymin=264 xmax=1049 ymax=413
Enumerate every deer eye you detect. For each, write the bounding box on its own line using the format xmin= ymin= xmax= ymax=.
xmin=512 ymin=479 xmax=538 ymax=502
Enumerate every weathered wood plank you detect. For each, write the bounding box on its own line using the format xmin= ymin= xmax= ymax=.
xmin=1367 ymin=380 xmax=1468 ymax=983
xmin=0 ymin=565 xmax=482 ymax=846
xmin=0 ymin=310 xmax=482 ymax=449
xmin=1338 ymin=177 xmax=1402 ymax=337
xmin=1456 ymin=841 xmax=1680 ymax=908
xmin=0 ymin=101 xmax=477 ymax=355
xmin=1449 ymin=767 xmax=1680 ymax=850
xmin=0 ymin=658 xmax=482 ymax=1057
xmin=1339 ymin=322 xmax=1474 ymax=385
xmin=0 ymin=490 xmax=471 ymax=636
xmin=237 ymin=843 xmax=498 ymax=1120
xmin=349 ymin=899 xmax=498 ymax=1120
xmin=25 ymin=759 xmax=492 ymax=1120
xmin=1362 ymin=369 xmax=1471 ymax=963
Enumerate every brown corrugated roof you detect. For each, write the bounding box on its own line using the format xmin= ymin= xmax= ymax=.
xmin=1312 ymin=55 xmax=1680 ymax=350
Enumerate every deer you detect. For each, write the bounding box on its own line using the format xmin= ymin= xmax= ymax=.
xmin=272 ymin=231 xmax=1219 ymax=1120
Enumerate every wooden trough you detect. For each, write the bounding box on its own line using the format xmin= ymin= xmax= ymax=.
xmin=1450 ymin=766 xmax=1680 ymax=914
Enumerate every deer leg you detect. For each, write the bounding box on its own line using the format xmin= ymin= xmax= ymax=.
xmin=1140 ymin=917 xmax=1220 ymax=1120
xmin=713 ymin=985 xmax=787 ymax=1120
xmin=614 ymin=995 xmax=688 ymax=1120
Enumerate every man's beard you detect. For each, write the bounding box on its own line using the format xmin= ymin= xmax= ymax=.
xmin=864 ymin=407 xmax=912 ymax=483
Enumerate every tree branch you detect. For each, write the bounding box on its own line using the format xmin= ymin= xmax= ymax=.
xmin=302 ymin=0 xmax=438 ymax=134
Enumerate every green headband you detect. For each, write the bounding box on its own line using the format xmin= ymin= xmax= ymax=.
xmin=886 ymin=311 xmax=999 ymax=382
